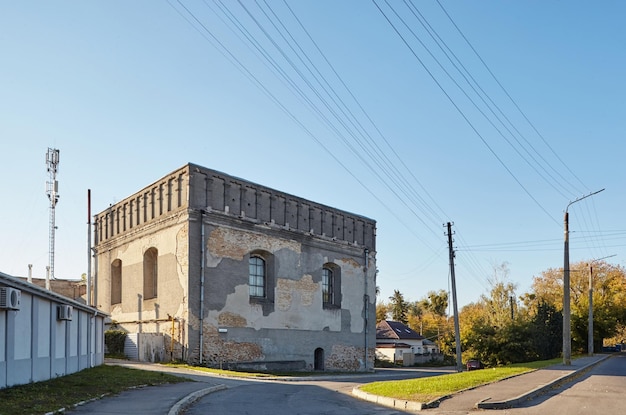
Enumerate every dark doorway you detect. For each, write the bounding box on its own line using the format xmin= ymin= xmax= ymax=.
xmin=314 ymin=347 xmax=324 ymax=371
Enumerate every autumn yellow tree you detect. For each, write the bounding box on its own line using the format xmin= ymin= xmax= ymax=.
xmin=440 ymin=262 xmax=563 ymax=366
xmin=376 ymin=302 xmax=391 ymax=323
xmin=531 ymin=260 xmax=626 ymax=352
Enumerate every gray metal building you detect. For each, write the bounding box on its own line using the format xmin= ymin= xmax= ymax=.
xmin=0 ymin=272 xmax=106 ymax=389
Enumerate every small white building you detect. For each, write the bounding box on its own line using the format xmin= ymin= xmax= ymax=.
xmin=422 ymin=338 xmax=440 ymax=354
xmin=376 ymin=320 xmax=426 ymax=363
xmin=0 ymin=272 xmax=107 ymax=389
xmin=375 ymin=320 xmax=444 ymax=366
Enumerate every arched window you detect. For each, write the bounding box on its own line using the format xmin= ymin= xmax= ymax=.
xmin=111 ymin=259 xmax=122 ymax=305
xmin=249 ymin=256 xmax=266 ymax=298
xmin=248 ymin=250 xmax=275 ymax=307
xmin=322 ymin=263 xmax=341 ymax=309
xmin=143 ymin=248 xmax=158 ymax=299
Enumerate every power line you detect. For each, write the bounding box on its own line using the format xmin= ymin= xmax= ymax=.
xmin=432 ymin=0 xmax=588 ymax=196
xmin=373 ymin=0 xmax=559 ymax=226
xmin=194 ymin=0 xmax=455 ymax=249
xmin=428 ymin=0 xmax=608 ymax=258
xmin=404 ymin=0 xmax=577 ymax=201
xmin=169 ymin=1 xmax=613 ymax=299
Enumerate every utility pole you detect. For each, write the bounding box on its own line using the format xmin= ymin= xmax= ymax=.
xmin=588 ymin=263 xmax=593 ymax=357
xmin=563 ymin=189 xmax=604 ymax=365
xmin=588 ymin=254 xmax=616 ymax=356
xmin=446 ymin=222 xmax=463 ymax=372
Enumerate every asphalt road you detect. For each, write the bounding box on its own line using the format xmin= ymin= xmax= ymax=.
xmin=501 ymin=353 xmax=626 ymax=415
xmin=183 ymin=368 xmax=453 ymax=415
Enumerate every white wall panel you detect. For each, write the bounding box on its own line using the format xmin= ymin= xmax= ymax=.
xmin=55 ymin=320 xmax=65 ymax=359
xmin=14 ymin=294 xmax=31 ymax=360
xmin=37 ymin=299 xmax=50 ymax=358
xmin=0 ymin=311 xmax=5 ymax=362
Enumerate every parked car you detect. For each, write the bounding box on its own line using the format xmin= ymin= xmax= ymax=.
xmin=466 ymin=359 xmax=484 ymax=371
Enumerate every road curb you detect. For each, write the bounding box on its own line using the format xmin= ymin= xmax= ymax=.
xmin=352 ymin=387 xmax=425 ymax=411
xmin=476 ymin=354 xmax=612 ymax=409
xmin=168 ymin=384 xmax=228 ymax=415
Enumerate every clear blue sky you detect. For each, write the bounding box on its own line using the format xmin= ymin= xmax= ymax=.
xmin=1 ymin=1 xmax=625 ymax=309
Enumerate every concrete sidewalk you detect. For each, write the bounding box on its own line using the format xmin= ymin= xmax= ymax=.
xmin=352 ymin=354 xmax=611 ymax=412
xmin=65 ymin=382 xmax=225 ymax=415
xmin=62 ymin=360 xmax=229 ymax=415
xmin=437 ymin=354 xmax=610 ymax=411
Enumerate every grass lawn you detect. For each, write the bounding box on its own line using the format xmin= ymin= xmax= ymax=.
xmin=0 ymin=361 xmax=345 ymax=415
xmin=360 ymin=358 xmax=562 ymax=403
xmin=0 ymin=365 xmax=188 ymax=415
xmin=0 ymin=357 xmax=568 ymax=414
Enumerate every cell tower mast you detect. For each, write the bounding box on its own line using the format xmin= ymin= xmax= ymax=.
xmin=46 ymin=148 xmax=60 ymax=282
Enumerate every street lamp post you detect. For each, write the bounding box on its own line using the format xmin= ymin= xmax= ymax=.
xmin=563 ymin=189 xmax=604 ymax=365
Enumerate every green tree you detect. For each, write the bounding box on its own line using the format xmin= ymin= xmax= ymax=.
xmin=532 ymin=260 xmax=626 ymax=352
xmin=409 ymin=290 xmax=449 ymax=350
xmin=529 ymin=301 xmax=562 ymax=360
xmin=453 ymin=264 xmax=533 ymax=365
xmin=388 ymin=290 xmax=409 ymax=324
xmin=407 ymin=301 xmax=425 ymax=335
xmin=422 ymin=290 xmax=448 ymax=317
xmin=482 ymin=262 xmax=517 ymax=328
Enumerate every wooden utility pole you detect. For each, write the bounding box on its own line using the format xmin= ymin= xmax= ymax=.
xmin=446 ymin=222 xmax=463 ymax=372
xmin=587 ymin=262 xmax=593 ymax=356
xmin=588 ymin=254 xmax=616 ymax=356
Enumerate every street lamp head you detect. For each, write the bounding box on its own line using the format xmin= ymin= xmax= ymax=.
xmin=566 ymin=188 xmax=605 ymax=213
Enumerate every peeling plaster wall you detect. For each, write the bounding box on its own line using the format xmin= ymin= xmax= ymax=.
xmin=94 ymin=163 xmax=376 ymax=369
xmin=195 ymin=222 xmax=376 ymax=370
xmin=97 ymin=219 xmax=188 ymax=316
xmin=204 ymin=226 xmax=352 ymax=332
xmin=94 ymin=211 xmax=190 ymax=360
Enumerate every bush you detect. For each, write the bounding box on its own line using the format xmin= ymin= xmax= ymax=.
xmin=105 ymin=330 xmax=127 ymax=355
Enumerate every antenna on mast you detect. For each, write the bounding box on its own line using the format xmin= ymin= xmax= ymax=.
xmin=46 ymin=148 xmax=60 ymax=282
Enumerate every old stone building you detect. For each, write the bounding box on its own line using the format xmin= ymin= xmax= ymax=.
xmin=93 ymin=163 xmax=377 ymax=371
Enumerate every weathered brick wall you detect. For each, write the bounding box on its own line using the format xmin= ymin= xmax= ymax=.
xmin=94 ymin=166 xmax=189 ymax=245
xmin=94 ymin=163 xmax=376 ymax=370
xmin=17 ymin=278 xmax=86 ymax=301
xmin=192 ymin=220 xmax=376 ymax=371
xmin=188 ymin=163 xmax=376 ymax=250
xmin=326 ymin=344 xmax=366 ymax=371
